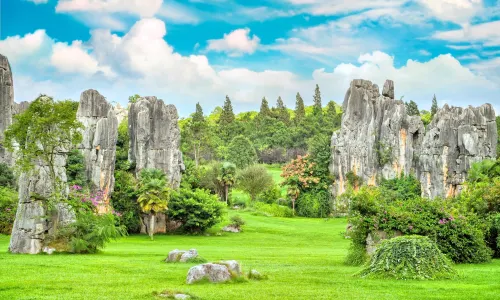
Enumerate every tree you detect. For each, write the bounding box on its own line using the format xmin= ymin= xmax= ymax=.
xmin=128 ymin=94 xmax=141 ymax=104
xmin=405 ymin=100 xmax=420 ymax=116
xmin=227 ymin=135 xmax=257 ymax=169
xmin=276 ymin=96 xmax=290 ymax=124
xmin=313 ymin=84 xmax=322 ymax=116
xmin=295 ymin=92 xmax=305 ymax=123
xmin=4 ymin=96 xmax=83 ymax=200
xmin=325 ymin=101 xmax=341 ymax=129
xmin=184 ymin=103 xmax=209 ymax=167
xmin=237 ymin=165 xmax=274 ymax=201
xmin=0 ymin=163 xmax=16 ymax=188
xmin=219 ymin=162 xmax=236 ymax=204
xmin=307 ymin=134 xmax=333 ymax=191
xmin=137 ymin=169 xmax=170 ymax=240
xmin=431 ymin=94 xmax=438 ymax=118
xmin=259 ymin=97 xmax=271 ymax=117
xmin=219 ymin=95 xmax=235 ymax=125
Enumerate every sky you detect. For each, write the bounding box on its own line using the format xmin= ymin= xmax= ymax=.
xmin=1 ymin=0 xmax=500 ymax=117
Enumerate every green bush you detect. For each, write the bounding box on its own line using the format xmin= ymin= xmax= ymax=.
xmin=0 ymin=187 xmax=17 ymax=234
xmin=380 ymin=174 xmax=421 ymax=201
xmin=66 ymin=149 xmax=87 ymax=187
xmin=0 ymin=163 xmax=16 ymax=188
xmin=167 ymin=188 xmax=225 ymax=233
xmin=253 ymin=202 xmax=293 ymax=218
xmin=358 ymin=235 xmax=457 ymax=280
xmin=230 ymin=215 xmax=245 ymax=228
xmin=110 ymin=170 xmax=141 ymax=233
xmin=296 ymin=190 xmax=331 ymax=218
xmin=256 ymin=184 xmax=281 ymax=204
xmin=237 ymin=165 xmax=274 ymax=201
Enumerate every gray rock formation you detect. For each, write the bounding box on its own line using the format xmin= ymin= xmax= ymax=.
xmin=331 ymin=79 xmax=498 ymax=199
xmin=76 ymin=90 xmax=118 ymax=208
xmin=419 ymin=104 xmax=497 ymax=198
xmin=9 ymin=154 xmax=74 ymax=254
xmin=331 ymin=79 xmax=424 ymax=196
xmin=113 ymin=103 xmax=128 ymax=125
xmin=128 ymin=96 xmax=184 ymax=187
xmin=0 ymin=54 xmax=14 ymax=165
xmin=12 ymin=101 xmax=31 ymax=116
xmin=186 ymin=263 xmax=233 ymax=284
xmin=166 ymin=249 xmax=199 ymax=262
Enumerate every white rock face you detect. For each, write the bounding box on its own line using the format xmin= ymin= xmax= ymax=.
xmin=0 ymin=54 xmax=14 ymax=165
xmin=186 ymin=263 xmax=232 ymax=284
xmin=76 ymin=89 xmax=118 ymax=209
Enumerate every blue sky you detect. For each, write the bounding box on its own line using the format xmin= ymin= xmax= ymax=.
xmin=1 ymin=0 xmax=500 ymax=116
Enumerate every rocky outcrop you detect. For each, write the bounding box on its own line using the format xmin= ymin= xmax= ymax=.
xmin=419 ymin=104 xmax=497 ymax=198
xmin=128 ymin=96 xmax=184 ymax=187
xmin=331 ymin=79 xmax=498 ymax=199
xmin=9 ymin=154 xmax=74 ymax=254
xmin=331 ymin=79 xmax=425 ymax=196
xmin=113 ymin=103 xmax=128 ymax=125
xmin=76 ymin=90 xmax=118 ymax=211
xmin=0 ymin=54 xmax=14 ymax=165
xmin=166 ymin=249 xmax=199 ymax=262
xmin=12 ymin=101 xmax=31 ymax=116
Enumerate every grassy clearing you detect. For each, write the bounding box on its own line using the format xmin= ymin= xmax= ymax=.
xmin=1 ymin=212 xmax=500 ymax=299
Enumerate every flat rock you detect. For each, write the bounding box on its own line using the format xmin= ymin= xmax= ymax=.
xmin=186 ymin=263 xmax=232 ymax=284
xmin=222 ymin=225 xmax=240 ymax=233
xmin=167 ymin=249 xmax=198 ymax=262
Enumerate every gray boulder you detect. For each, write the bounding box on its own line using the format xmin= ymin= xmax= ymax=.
xmin=128 ymin=96 xmax=184 ymax=188
xmin=166 ymin=249 xmax=198 ymax=262
xmin=222 ymin=225 xmax=240 ymax=233
xmin=76 ymin=89 xmax=118 ymax=210
xmin=186 ymin=263 xmax=232 ymax=284
xmin=419 ymin=103 xmax=497 ymax=198
xmin=0 ymin=54 xmax=14 ymax=165
xmin=217 ymin=260 xmax=242 ymax=275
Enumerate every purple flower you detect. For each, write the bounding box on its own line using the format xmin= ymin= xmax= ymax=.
xmin=6 ymin=208 xmax=11 ymax=211
xmin=439 ymin=219 xmax=447 ymax=225
xmin=449 ymin=216 xmax=455 ymax=221
xmin=71 ymin=185 xmax=82 ymax=191
xmin=408 ymin=225 xmax=413 ymax=230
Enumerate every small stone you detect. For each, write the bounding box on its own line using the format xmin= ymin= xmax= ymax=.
xmin=222 ymin=225 xmax=240 ymax=233
xmin=174 ymin=294 xmax=191 ymax=299
xmin=42 ymin=247 xmax=56 ymax=255
xmin=186 ymin=263 xmax=232 ymax=284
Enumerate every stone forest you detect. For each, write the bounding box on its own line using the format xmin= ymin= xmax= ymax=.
xmin=1 ymin=47 xmax=500 ymax=300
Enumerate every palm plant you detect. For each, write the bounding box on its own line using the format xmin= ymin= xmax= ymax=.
xmin=137 ymin=169 xmax=170 ymax=240
xmin=218 ymin=162 xmax=236 ymax=204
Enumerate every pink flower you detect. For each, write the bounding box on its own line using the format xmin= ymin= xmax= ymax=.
xmin=408 ymin=225 xmax=413 ymax=230
xmin=71 ymin=185 xmax=82 ymax=191
xmin=439 ymin=219 xmax=447 ymax=225
xmin=6 ymin=208 xmax=11 ymax=211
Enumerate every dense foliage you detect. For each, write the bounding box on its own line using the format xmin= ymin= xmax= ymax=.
xmin=0 ymin=163 xmax=16 ymax=188
xmin=236 ymin=165 xmax=274 ymax=201
xmin=111 ymin=170 xmax=141 ymax=233
xmin=66 ymin=149 xmax=86 ymax=187
xmin=227 ymin=135 xmax=257 ymax=169
xmin=0 ymin=187 xmax=17 ymax=234
xmin=167 ymin=188 xmax=225 ymax=233
xmin=358 ymin=235 xmax=456 ymax=280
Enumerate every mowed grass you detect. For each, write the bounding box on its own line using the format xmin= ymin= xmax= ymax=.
xmin=1 ymin=212 xmax=500 ymax=300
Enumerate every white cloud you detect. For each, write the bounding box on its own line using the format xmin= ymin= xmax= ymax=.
xmin=157 ymin=1 xmax=200 ymax=24
xmin=457 ymin=54 xmax=480 ymax=60
xmin=55 ymin=0 xmax=163 ymax=17
xmin=0 ymin=30 xmax=49 ymax=62
xmin=433 ymin=20 xmax=500 ymax=46
xmin=206 ymin=28 xmax=261 ymax=56
xmin=26 ymin=0 xmax=49 ymax=4
xmin=419 ymin=50 xmax=431 ymax=56
xmin=51 ymin=40 xmax=115 ymax=77
xmin=446 ymin=44 xmax=481 ymax=50
xmin=285 ymin=0 xmax=406 ymax=16
xmin=418 ymin=0 xmax=483 ymax=26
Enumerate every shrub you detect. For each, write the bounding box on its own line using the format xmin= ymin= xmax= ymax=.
xmin=380 ymin=173 xmax=421 ymax=201
xmin=253 ymin=202 xmax=293 ymax=218
xmin=256 ymin=184 xmax=281 ymax=204
xmin=232 ymin=196 xmax=248 ymax=208
xmin=110 ymin=170 xmax=141 ymax=233
xmin=66 ymin=149 xmax=87 ymax=187
xmin=237 ymin=165 xmax=274 ymax=201
xmin=358 ymin=235 xmax=457 ymax=280
xmin=296 ymin=190 xmax=331 ymax=218
xmin=227 ymin=135 xmax=257 ymax=169
xmin=0 ymin=187 xmax=17 ymax=234
xmin=167 ymin=188 xmax=225 ymax=233
xmin=0 ymin=163 xmax=16 ymax=188
xmin=230 ymin=215 xmax=245 ymax=228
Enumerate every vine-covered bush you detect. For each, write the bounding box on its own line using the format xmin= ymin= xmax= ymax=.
xmin=358 ymin=235 xmax=457 ymax=280
xmin=167 ymin=188 xmax=225 ymax=233
xmin=296 ymin=190 xmax=331 ymax=218
xmin=0 ymin=187 xmax=17 ymax=234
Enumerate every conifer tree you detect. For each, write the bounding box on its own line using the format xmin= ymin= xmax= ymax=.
xmin=431 ymin=94 xmax=438 ymax=118
xmin=219 ymin=95 xmax=235 ymax=125
xmin=405 ymin=100 xmax=420 ymax=116
xmin=313 ymin=84 xmax=322 ymax=116
xmin=276 ymin=96 xmax=290 ymax=124
xmin=295 ymin=92 xmax=305 ymax=123
xmin=259 ymin=97 xmax=271 ymax=117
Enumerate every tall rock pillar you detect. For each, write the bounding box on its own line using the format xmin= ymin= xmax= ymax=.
xmin=0 ymin=54 xmax=14 ymax=165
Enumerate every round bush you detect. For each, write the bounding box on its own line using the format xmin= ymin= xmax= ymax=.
xmin=358 ymin=235 xmax=457 ymax=280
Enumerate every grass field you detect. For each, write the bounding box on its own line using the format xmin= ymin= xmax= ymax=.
xmin=1 ymin=211 xmax=500 ymax=300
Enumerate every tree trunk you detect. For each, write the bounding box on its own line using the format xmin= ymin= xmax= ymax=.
xmin=225 ymin=185 xmax=229 ymax=205
xmin=292 ymin=198 xmax=296 ymax=215
xmin=149 ymin=213 xmax=155 ymax=240
xmin=194 ymin=144 xmax=199 ymax=168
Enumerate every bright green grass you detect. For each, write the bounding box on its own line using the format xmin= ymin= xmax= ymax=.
xmin=1 ymin=212 xmax=500 ymax=300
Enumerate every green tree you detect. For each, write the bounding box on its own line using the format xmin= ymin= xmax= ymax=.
xmin=184 ymin=103 xmax=210 ymax=167
xmin=295 ymin=92 xmax=305 ymax=123
xmin=128 ymin=94 xmax=141 ymax=104
xmin=497 ymin=117 xmax=500 ymax=159
xmin=431 ymin=94 xmax=438 ymax=117
xmin=115 ymin=118 xmax=131 ymax=171
xmin=307 ymin=134 xmax=333 ymax=191
xmin=0 ymin=163 xmax=16 ymax=188
xmin=237 ymin=165 xmax=274 ymax=201
xmin=219 ymin=162 xmax=237 ymax=204
xmin=259 ymin=97 xmax=271 ymax=117
xmin=137 ymin=169 xmax=170 ymax=240
xmin=405 ymin=100 xmax=420 ymax=116
xmin=227 ymin=135 xmax=257 ymax=169
xmin=4 ymin=95 xmax=83 ymax=200
xmin=66 ymin=149 xmax=86 ymax=187
xmin=313 ymin=84 xmax=322 ymax=116
xmin=276 ymin=96 xmax=290 ymax=124
xmin=219 ymin=95 xmax=235 ymax=125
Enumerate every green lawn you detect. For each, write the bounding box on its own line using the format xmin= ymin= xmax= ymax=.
xmin=1 ymin=212 xmax=500 ymax=299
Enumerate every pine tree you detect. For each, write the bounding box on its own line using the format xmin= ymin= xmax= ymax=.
xmin=326 ymin=101 xmax=337 ymax=116
xmin=405 ymin=100 xmax=420 ymax=116
xmin=192 ymin=102 xmax=204 ymax=123
xmin=431 ymin=94 xmax=438 ymax=117
xmin=295 ymin=92 xmax=305 ymax=123
xmin=220 ymin=95 xmax=235 ymax=125
xmin=313 ymin=84 xmax=322 ymax=116
xmin=259 ymin=97 xmax=271 ymax=117
xmin=276 ymin=96 xmax=290 ymax=124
